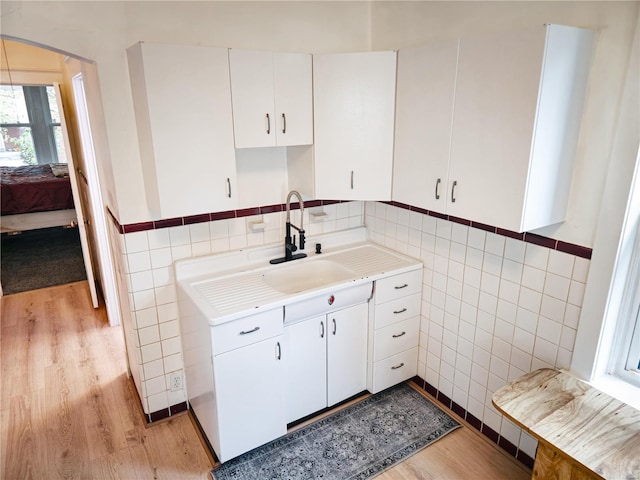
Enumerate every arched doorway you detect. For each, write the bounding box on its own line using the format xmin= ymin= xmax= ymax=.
xmin=0 ymin=36 xmax=120 ymax=326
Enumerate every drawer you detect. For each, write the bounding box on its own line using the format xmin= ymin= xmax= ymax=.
xmin=373 ymin=316 xmax=420 ymax=362
xmin=374 ymin=293 xmax=421 ymax=329
xmin=372 ymin=347 xmax=419 ymax=394
xmin=211 ymin=308 xmax=283 ymax=355
xmin=285 ymin=282 xmax=372 ymax=325
xmin=375 ymin=268 xmax=423 ymax=304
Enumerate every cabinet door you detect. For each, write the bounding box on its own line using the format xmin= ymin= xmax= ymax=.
xmin=313 ymin=51 xmax=396 ymax=201
xmin=273 ymin=53 xmax=313 ymax=146
xmin=127 ymin=42 xmax=237 ymax=218
xmin=447 ymin=29 xmax=545 ymax=230
xmin=229 ymin=49 xmax=277 ymax=148
xmin=393 ymin=40 xmax=458 ymax=212
xmin=213 ymin=335 xmax=286 ymax=462
xmin=327 ymin=303 xmax=368 ymax=406
xmin=284 ymin=316 xmax=327 ymax=423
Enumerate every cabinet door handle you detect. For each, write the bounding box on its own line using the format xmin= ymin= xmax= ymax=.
xmin=239 ymin=326 xmax=260 ymax=335
xmin=320 ymin=321 xmax=325 ymax=338
xmin=451 ymin=180 xmax=457 ymax=203
xmin=276 ymin=341 xmax=281 ymax=360
xmin=350 ymin=171 xmax=354 ymax=190
xmin=281 ymin=113 xmax=286 ymax=134
xmin=266 ymin=113 xmax=271 ymax=134
xmin=392 ymin=331 xmax=406 ymax=338
xmin=435 ymin=178 xmax=441 ymax=200
xmin=393 ymin=308 xmax=407 ymax=315
xmin=332 ymin=318 xmax=337 ymax=335
xmin=391 ymin=362 xmax=405 ymax=370
xmin=394 ymin=284 xmax=408 ymax=290
xmin=226 ymin=177 xmax=232 ymax=198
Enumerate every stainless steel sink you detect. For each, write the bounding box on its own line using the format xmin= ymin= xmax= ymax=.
xmin=262 ymin=259 xmax=355 ymax=294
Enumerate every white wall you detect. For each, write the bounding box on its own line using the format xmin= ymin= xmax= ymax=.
xmin=371 ymin=1 xmax=639 ymax=248
xmin=2 ymin=1 xmax=637 ymax=247
xmin=0 ymin=0 xmax=372 ymax=224
xmin=572 ymin=9 xmax=640 ymax=382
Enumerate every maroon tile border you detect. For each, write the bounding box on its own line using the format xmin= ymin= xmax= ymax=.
xmin=497 ymin=227 xmax=525 ymax=241
xmin=556 ymin=240 xmax=593 ymax=260
xmin=260 ymin=203 xmax=283 ymax=214
xmin=154 ymin=217 xmax=182 ymax=229
xmin=386 ymin=201 xmax=592 ymax=259
xmin=524 ymin=232 xmax=557 ymax=249
xmin=236 ymin=207 xmax=260 ymax=217
xmin=184 ymin=213 xmax=210 ymax=225
xmin=123 ymin=221 xmax=153 ymax=234
xmin=147 ymin=401 xmax=189 ymax=424
xmin=109 ymin=200 xmax=348 ymax=234
xmin=211 ymin=210 xmax=236 ymax=221
xmin=412 ymin=376 xmax=534 ymax=471
xmin=107 ymin=200 xmax=592 ymax=260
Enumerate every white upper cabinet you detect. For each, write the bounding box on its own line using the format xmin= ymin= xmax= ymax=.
xmin=229 ymin=49 xmax=313 ymax=148
xmin=313 ymin=51 xmax=397 ymax=201
xmin=127 ymin=42 xmax=237 ymax=218
xmin=393 ymin=40 xmax=459 ymax=211
xmin=392 ymin=25 xmax=593 ymax=232
xmin=448 ymin=24 xmax=593 ymax=231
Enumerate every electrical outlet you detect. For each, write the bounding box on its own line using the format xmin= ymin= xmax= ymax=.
xmin=170 ymin=372 xmax=183 ymax=392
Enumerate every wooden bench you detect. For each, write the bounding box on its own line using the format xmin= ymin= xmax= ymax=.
xmin=492 ymin=368 xmax=640 ymax=480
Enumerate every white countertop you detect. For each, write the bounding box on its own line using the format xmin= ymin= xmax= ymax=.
xmin=175 ymin=228 xmax=422 ymax=326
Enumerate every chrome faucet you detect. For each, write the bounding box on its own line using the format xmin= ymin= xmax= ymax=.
xmin=270 ymin=190 xmax=307 ymax=264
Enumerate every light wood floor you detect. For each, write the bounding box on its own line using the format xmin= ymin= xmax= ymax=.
xmin=1 ymin=281 xmax=532 ymax=480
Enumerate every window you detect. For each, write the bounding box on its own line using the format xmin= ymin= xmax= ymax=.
xmin=606 ymin=148 xmax=640 ymax=390
xmin=0 ymin=85 xmax=66 ymax=166
xmin=611 ymin=221 xmax=640 ymax=387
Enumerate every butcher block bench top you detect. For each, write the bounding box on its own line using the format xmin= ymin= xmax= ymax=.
xmin=492 ymin=368 xmax=640 ymax=480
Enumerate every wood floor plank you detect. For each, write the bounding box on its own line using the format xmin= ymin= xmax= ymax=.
xmin=89 ymin=447 xmax=138 ymax=480
xmin=2 ymin=391 xmax=48 ymax=480
xmin=44 ymin=360 xmax=92 ymax=479
xmin=1 ymin=281 xmax=531 ymax=479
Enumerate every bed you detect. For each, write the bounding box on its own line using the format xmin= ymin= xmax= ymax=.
xmin=1 ymin=163 xmax=77 ymax=233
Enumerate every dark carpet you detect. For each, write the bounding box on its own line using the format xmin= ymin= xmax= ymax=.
xmin=211 ymin=382 xmax=461 ymax=480
xmin=1 ymin=226 xmax=87 ymax=294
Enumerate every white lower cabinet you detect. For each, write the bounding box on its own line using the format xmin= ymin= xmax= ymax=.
xmin=327 ymin=303 xmax=369 ymax=406
xmin=213 ymin=335 xmax=286 ymax=461
xmin=368 ymin=268 xmax=423 ymax=394
xmin=285 ymin=303 xmax=368 ymax=424
xmin=284 ymin=314 xmax=327 ymax=423
xmin=180 ymin=264 xmax=423 ymax=463
xmin=207 ymin=308 xmax=286 ymax=463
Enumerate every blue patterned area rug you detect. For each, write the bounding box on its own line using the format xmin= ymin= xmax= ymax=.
xmin=211 ymin=382 xmax=460 ymax=480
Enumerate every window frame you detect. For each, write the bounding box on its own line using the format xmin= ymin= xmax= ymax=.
xmin=609 ymin=219 xmax=640 ymax=387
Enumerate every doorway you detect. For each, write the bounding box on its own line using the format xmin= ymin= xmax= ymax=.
xmin=0 ymin=36 xmax=120 ymax=326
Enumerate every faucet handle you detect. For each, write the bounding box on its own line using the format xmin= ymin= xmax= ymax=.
xmin=290 ymin=236 xmax=298 ymax=252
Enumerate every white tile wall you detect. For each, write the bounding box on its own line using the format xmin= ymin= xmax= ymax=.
xmin=365 ymin=201 xmax=590 ymax=459
xmin=116 ymin=202 xmax=364 ymax=415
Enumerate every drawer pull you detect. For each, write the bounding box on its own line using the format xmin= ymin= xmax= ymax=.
xmin=332 ymin=318 xmax=337 ymax=335
xmin=276 ymin=341 xmax=281 ymax=360
xmin=394 ymin=284 xmax=408 ymax=290
xmin=392 ymin=331 xmax=406 ymax=338
xmin=239 ymin=326 xmax=260 ymax=335
xmin=393 ymin=308 xmax=407 ymax=314
xmin=391 ymin=362 xmax=405 ymax=370
xmin=320 ymin=321 xmax=325 ymax=338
